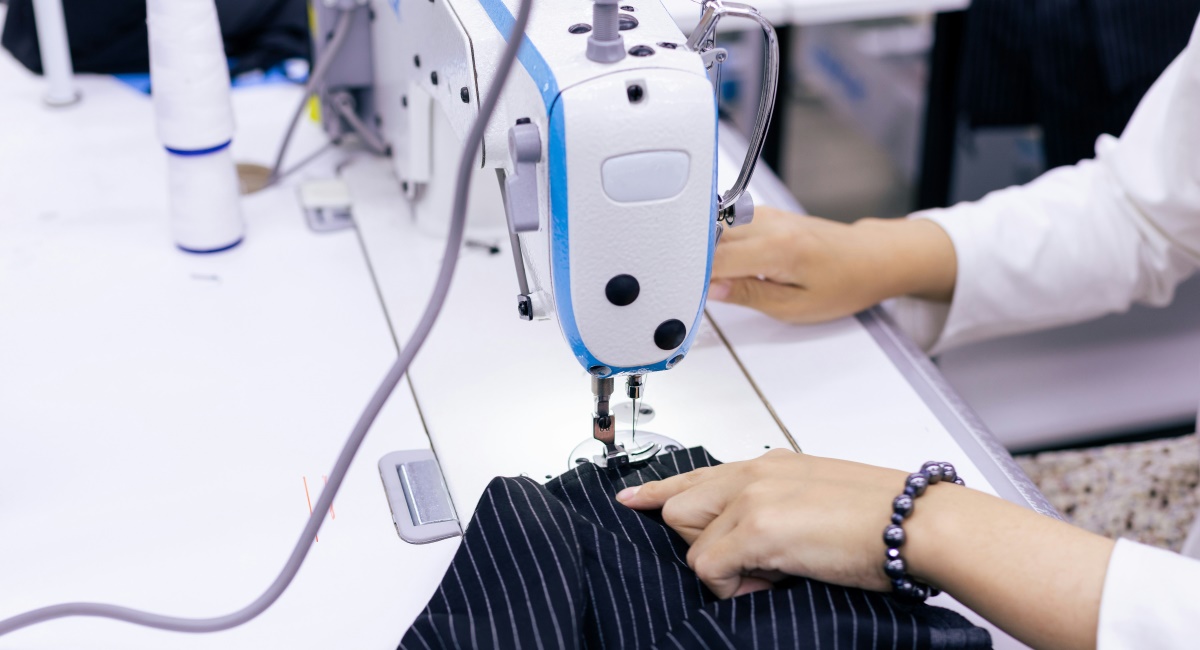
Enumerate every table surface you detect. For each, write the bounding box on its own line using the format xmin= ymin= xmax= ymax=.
xmin=0 ymin=27 xmax=1023 ymax=650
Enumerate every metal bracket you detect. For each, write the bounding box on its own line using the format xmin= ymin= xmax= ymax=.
xmin=700 ymin=47 xmax=728 ymax=69
xmin=686 ymin=0 xmax=779 ymax=220
xmin=517 ymin=293 xmax=534 ymax=321
xmin=718 ymin=189 xmax=755 ymax=228
xmin=497 ymin=121 xmax=542 ymax=323
xmin=403 ymin=82 xmax=434 ymax=198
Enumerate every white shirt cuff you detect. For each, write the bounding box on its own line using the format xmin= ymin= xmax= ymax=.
xmin=1098 ymin=538 xmax=1200 ymax=649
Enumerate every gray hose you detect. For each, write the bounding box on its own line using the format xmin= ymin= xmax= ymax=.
xmin=329 ymin=90 xmax=390 ymax=155
xmin=267 ymin=7 xmax=357 ymax=184
xmin=0 ymin=0 xmax=534 ymax=636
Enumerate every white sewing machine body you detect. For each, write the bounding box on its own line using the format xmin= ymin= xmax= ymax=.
xmin=375 ymin=0 xmax=720 ymax=376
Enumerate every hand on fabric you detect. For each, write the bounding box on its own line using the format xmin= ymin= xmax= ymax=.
xmin=617 ymin=448 xmax=1117 ymax=650
xmin=707 ymin=207 xmax=958 ymax=322
xmin=617 ymin=449 xmax=908 ymax=598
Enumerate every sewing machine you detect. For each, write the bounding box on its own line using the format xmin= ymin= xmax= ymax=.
xmin=316 ymin=0 xmax=778 ymax=470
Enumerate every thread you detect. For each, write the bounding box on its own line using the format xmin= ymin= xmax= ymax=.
xmin=147 ymin=0 xmax=244 ymax=252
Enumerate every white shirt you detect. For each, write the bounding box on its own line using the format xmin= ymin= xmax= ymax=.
xmin=889 ymin=14 xmax=1200 ymax=650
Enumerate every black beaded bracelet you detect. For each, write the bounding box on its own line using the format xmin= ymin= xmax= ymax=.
xmin=882 ymin=461 xmax=965 ymax=602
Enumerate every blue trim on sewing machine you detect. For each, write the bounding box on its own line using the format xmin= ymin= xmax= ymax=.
xmin=477 ymin=0 xmax=717 ymax=375
xmin=177 ymin=237 xmax=243 ymax=254
xmin=683 ymin=93 xmax=721 ymax=362
xmin=165 ymin=140 xmax=232 ymax=157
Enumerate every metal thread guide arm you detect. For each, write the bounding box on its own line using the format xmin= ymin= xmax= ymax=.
xmin=686 ymin=0 xmax=780 ymax=229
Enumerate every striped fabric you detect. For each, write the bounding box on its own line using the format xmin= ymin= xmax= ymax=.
xmin=400 ymin=448 xmax=991 ymax=649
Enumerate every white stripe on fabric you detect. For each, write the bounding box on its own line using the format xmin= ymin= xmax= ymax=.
xmin=497 ymin=481 xmax=564 ymax=649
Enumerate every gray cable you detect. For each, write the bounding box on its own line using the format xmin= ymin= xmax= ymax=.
xmin=0 ymin=0 xmax=534 ymax=636
xmin=329 ymin=91 xmax=390 ymax=155
xmin=267 ymin=7 xmax=357 ymax=184
xmin=271 ymin=141 xmax=337 ymax=185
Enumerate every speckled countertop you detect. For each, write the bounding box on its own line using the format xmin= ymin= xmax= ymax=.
xmin=1016 ymin=433 xmax=1200 ymax=551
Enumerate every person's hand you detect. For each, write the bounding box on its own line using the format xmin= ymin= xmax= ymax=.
xmin=708 ymin=207 xmax=958 ymax=322
xmin=617 ymin=449 xmax=910 ymax=598
xmin=617 ymin=449 xmax=1116 ymax=650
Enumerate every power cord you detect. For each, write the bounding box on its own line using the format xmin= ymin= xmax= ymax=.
xmin=0 ymin=0 xmax=534 ymax=636
xmin=266 ymin=6 xmax=355 ymax=186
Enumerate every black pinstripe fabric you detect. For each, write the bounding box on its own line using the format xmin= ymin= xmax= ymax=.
xmin=960 ymin=0 xmax=1200 ymax=168
xmin=400 ymin=448 xmax=991 ymax=649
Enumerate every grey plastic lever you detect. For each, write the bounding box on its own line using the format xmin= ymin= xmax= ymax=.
xmin=504 ymin=120 xmax=542 ymax=233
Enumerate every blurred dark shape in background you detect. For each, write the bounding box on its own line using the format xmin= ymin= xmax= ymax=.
xmin=1 ymin=0 xmax=310 ymax=77
xmin=960 ymin=0 xmax=1200 ymax=169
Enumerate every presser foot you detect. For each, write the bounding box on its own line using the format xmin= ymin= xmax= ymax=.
xmin=568 ymin=430 xmax=683 ymax=470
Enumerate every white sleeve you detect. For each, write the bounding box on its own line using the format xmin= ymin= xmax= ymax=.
xmin=888 ymin=17 xmax=1200 ymax=354
xmin=1098 ymin=539 xmax=1200 ymax=649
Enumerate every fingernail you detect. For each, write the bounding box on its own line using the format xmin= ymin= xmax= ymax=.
xmin=616 ymin=486 xmax=641 ymax=503
xmin=708 ymin=280 xmax=731 ymax=301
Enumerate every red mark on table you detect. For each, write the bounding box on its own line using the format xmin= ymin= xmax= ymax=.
xmin=303 ymin=476 xmax=338 ymax=541
xmin=302 ymin=476 xmax=319 ymax=542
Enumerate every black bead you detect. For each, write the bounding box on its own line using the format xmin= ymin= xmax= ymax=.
xmin=940 ymin=462 xmax=957 ymax=483
xmin=886 ymin=547 xmax=901 ymax=560
xmin=893 ymin=494 xmax=914 ymax=518
xmin=910 ymin=584 xmax=930 ymax=601
xmin=605 ymin=274 xmax=640 ymax=306
xmin=883 ymin=524 xmax=906 ymax=548
xmin=954 ymin=477 xmax=966 ymax=486
xmin=891 ymin=513 xmax=905 ymax=525
xmin=884 ymin=557 xmax=907 ymax=579
xmin=892 ymin=578 xmax=915 ymax=598
xmin=906 ymin=473 xmax=928 ymax=497
xmin=904 ymin=486 xmax=916 ymax=497
xmin=654 ymin=319 xmax=686 ymax=350
xmin=922 ymin=461 xmax=943 ymax=484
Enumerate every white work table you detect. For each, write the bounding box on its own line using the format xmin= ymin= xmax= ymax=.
xmin=0 ymin=54 xmax=454 ymax=648
xmin=1 ymin=35 xmax=1030 ymax=650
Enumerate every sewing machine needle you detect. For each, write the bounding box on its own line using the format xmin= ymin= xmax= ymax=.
xmin=631 ymin=395 xmax=638 ymax=444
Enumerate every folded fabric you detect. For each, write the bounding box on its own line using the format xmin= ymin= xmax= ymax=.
xmin=400 ymin=447 xmax=991 ymax=649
